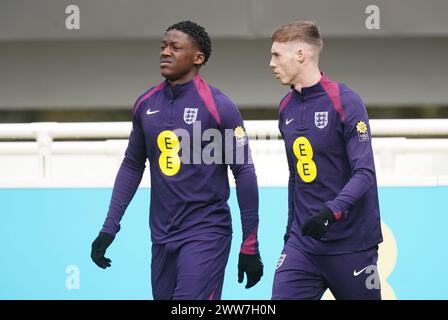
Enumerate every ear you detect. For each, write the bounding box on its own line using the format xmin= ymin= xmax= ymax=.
xmin=297 ymin=48 xmax=305 ymax=63
xmin=194 ymin=51 xmax=205 ymax=66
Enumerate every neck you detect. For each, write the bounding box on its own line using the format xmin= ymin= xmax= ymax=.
xmin=167 ymin=69 xmax=199 ymax=87
xmin=293 ymin=64 xmax=321 ymax=92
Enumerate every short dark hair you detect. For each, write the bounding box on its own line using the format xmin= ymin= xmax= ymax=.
xmin=166 ymin=21 xmax=212 ymax=65
xmin=271 ymin=21 xmax=323 ymax=52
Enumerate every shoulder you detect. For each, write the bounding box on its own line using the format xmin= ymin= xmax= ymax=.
xmin=336 ymin=83 xmax=369 ymax=127
xmin=338 ymin=83 xmax=367 ymax=120
xmin=320 ymin=74 xmax=365 ymax=120
xmin=133 ymin=81 xmax=166 ymax=114
xmin=339 ymin=83 xmax=364 ymax=107
xmin=206 ymin=85 xmax=244 ymax=127
xmin=278 ymin=91 xmax=293 ymax=115
xmin=192 ymin=76 xmax=234 ymax=108
xmin=209 ymin=85 xmax=238 ymax=110
xmin=192 ymin=77 xmax=236 ymax=125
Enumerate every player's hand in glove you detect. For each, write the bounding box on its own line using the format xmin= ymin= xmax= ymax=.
xmin=91 ymin=232 xmax=114 ymax=269
xmin=238 ymin=253 xmax=264 ymax=289
xmin=301 ymin=207 xmax=336 ymax=240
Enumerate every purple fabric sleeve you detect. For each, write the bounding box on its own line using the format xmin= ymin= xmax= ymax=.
xmin=100 ymin=109 xmax=147 ymax=236
xmin=217 ymin=94 xmax=259 ymax=254
xmin=284 ymin=136 xmax=296 ymax=235
xmin=279 ymin=97 xmax=296 ymax=237
xmin=325 ymin=89 xmax=376 ymax=214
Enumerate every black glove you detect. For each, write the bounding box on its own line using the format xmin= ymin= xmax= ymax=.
xmin=301 ymin=207 xmax=335 ymax=240
xmin=283 ymin=233 xmax=290 ymax=244
xmin=238 ymin=253 xmax=263 ymax=289
xmin=91 ymin=232 xmax=115 ymax=269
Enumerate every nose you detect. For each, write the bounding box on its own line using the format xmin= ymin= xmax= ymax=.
xmin=269 ymin=57 xmax=276 ymax=69
xmin=161 ymin=46 xmax=171 ymax=57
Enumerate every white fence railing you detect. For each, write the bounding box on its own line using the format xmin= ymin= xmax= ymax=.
xmin=1 ymin=119 xmax=448 ymax=141
xmin=1 ymin=120 xmax=448 ymax=187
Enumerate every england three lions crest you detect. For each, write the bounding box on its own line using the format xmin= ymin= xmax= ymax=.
xmin=183 ymin=108 xmax=198 ymax=124
xmin=315 ymin=111 xmax=328 ymax=129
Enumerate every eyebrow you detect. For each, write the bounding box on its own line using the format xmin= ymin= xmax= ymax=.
xmin=161 ymin=40 xmax=181 ymax=45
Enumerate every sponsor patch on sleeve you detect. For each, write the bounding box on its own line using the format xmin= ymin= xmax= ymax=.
xmin=356 ymin=121 xmax=369 ymax=141
xmin=234 ymin=126 xmax=248 ymax=146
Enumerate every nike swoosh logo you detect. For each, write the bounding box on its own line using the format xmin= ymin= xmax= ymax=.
xmin=286 ymin=118 xmax=294 ymax=125
xmin=146 ymin=109 xmax=160 ymax=115
xmin=353 ymin=266 xmax=368 ymax=276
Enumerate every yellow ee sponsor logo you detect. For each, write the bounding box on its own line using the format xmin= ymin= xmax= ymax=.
xmin=292 ymin=136 xmax=317 ymax=183
xmin=157 ymin=130 xmax=181 ymax=176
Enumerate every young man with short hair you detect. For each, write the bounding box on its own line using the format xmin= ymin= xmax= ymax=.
xmin=270 ymin=21 xmax=382 ymax=300
xmin=91 ymin=21 xmax=263 ymax=300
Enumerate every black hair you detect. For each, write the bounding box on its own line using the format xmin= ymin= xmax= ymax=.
xmin=166 ymin=20 xmax=212 ymax=65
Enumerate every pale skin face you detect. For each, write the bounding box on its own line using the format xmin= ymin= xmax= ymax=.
xmin=270 ymin=40 xmax=321 ymax=90
xmin=270 ymin=41 xmax=303 ymax=85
